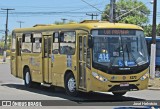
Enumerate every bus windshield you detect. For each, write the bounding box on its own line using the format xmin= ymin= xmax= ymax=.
xmin=92 ymin=29 xmax=149 ymax=67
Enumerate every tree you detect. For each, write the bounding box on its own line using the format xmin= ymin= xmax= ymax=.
xmin=142 ymin=24 xmax=160 ymax=37
xmin=142 ymin=24 xmax=152 ymax=37
xmin=0 ymin=35 xmax=11 ymax=49
xmin=54 ymin=21 xmax=64 ymax=25
xmin=157 ymin=24 xmax=160 ymax=36
xmin=54 ymin=20 xmax=76 ymax=25
xmin=102 ymin=0 xmax=150 ymax=26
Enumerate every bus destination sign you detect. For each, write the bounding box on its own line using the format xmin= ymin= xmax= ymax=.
xmin=98 ymin=29 xmax=136 ymax=35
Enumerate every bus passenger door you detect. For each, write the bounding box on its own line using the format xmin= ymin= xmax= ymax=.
xmin=43 ymin=35 xmax=52 ymax=83
xmin=78 ymin=35 xmax=88 ymax=89
xmin=16 ymin=37 xmax=22 ymax=78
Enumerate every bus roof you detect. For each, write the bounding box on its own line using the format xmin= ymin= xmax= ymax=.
xmin=13 ymin=20 xmax=143 ymax=33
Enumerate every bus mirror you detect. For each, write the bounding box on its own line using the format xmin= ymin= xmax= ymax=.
xmin=88 ymin=34 xmax=93 ymax=48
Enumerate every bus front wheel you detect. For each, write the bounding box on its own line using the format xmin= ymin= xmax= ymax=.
xmin=24 ymin=68 xmax=40 ymax=88
xmin=65 ymin=73 xmax=78 ymax=96
xmin=24 ymin=68 xmax=32 ymax=88
xmin=112 ymin=92 xmax=126 ymax=96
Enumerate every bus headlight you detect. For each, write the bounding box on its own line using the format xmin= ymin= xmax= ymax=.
xmin=140 ymin=72 xmax=149 ymax=81
xmin=92 ymin=72 xmax=108 ymax=82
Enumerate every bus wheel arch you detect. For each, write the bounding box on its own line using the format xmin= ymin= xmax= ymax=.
xmin=64 ymin=70 xmax=78 ymax=96
xmin=23 ymin=65 xmax=40 ymax=88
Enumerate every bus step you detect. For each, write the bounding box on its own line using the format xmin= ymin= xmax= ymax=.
xmin=41 ymin=83 xmax=52 ymax=87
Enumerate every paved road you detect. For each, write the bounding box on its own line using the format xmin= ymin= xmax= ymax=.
xmin=0 ymin=64 xmax=160 ymax=109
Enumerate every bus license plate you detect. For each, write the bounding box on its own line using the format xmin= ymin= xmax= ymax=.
xmin=120 ymin=83 xmax=129 ymax=87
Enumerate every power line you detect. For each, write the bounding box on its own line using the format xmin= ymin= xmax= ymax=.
xmin=17 ymin=21 xmax=24 ymax=28
xmin=81 ymin=0 xmax=109 ymax=18
xmin=86 ymin=13 xmax=98 ymax=20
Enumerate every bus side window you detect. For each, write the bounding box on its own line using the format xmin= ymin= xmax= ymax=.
xmin=59 ymin=31 xmax=76 ymax=55
xmin=11 ymin=33 xmax=16 ymax=52
xmin=32 ymin=33 xmax=42 ymax=53
xmin=52 ymin=32 xmax=59 ymax=54
xmin=21 ymin=33 xmax=32 ymax=53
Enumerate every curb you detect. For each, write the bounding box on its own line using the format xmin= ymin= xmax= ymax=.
xmin=0 ymin=61 xmax=9 ymax=64
xmin=0 ymin=62 xmax=7 ymax=64
xmin=148 ymin=87 xmax=160 ymax=90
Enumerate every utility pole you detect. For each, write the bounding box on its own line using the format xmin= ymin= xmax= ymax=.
xmin=86 ymin=13 xmax=98 ymax=20
xmin=17 ymin=21 xmax=24 ymax=28
xmin=61 ymin=18 xmax=67 ymax=23
xmin=1 ymin=8 xmax=15 ymax=62
xmin=150 ymin=0 xmax=157 ymax=79
xmin=109 ymin=0 xmax=116 ymax=22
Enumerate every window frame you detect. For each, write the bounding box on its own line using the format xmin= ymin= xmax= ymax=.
xmin=21 ymin=33 xmax=32 ymax=53
xmin=59 ymin=31 xmax=76 ymax=55
xmin=52 ymin=32 xmax=60 ymax=54
xmin=32 ymin=33 xmax=42 ymax=53
xmin=11 ymin=33 xmax=16 ymax=52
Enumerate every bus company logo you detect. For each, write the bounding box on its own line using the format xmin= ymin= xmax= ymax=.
xmin=2 ymin=101 xmax=11 ymax=106
xmin=122 ymin=76 xmax=126 ymax=80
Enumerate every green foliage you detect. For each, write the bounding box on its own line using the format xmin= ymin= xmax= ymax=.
xmin=0 ymin=41 xmax=4 ymax=48
xmin=54 ymin=20 xmax=76 ymax=25
xmin=102 ymin=0 xmax=150 ymax=26
xmin=143 ymin=24 xmax=160 ymax=37
xmin=0 ymin=34 xmax=11 ymax=49
xmin=143 ymin=24 xmax=152 ymax=37
xmin=54 ymin=21 xmax=64 ymax=25
xmin=157 ymin=24 xmax=160 ymax=36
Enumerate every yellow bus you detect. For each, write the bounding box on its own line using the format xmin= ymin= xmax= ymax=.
xmin=10 ymin=20 xmax=149 ymax=96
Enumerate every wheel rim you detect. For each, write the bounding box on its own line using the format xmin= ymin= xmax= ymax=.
xmin=68 ymin=77 xmax=76 ymax=92
xmin=25 ymin=72 xmax=30 ymax=84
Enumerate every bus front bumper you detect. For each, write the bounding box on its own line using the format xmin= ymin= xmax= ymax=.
xmin=89 ymin=77 xmax=149 ymax=92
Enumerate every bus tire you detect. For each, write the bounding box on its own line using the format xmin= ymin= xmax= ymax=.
xmin=112 ymin=92 xmax=126 ymax=96
xmin=24 ymin=68 xmax=33 ymax=88
xmin=65 ymin=73 xmax=78 ymax=96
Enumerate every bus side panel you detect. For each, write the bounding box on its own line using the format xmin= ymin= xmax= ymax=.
xmin=17 ymin=56 xmax=23 ymax=78
xmin=21 ymin=54 xmax=30 ymax=78
xmin=30 ymin=53 xmax=43 ymax=83
xmin=52 ymin=55 xmax=67 ymax=87
xmin=10 ymin=52 xmax=17 ymax=77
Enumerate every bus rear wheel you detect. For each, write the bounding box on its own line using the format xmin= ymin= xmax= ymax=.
xmin=112 ymin=92 xmax=126 ymax=96
xmin=65 ymin=73 xmax=78 ymax=96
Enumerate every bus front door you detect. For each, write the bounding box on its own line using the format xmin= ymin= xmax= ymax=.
xmin=11 ymin=34 xmax=17 ymax=76
xmin=43 ymin=35 xmax=52 ymax=83
xmin=78 ymin=35 xmax=87 ymax=89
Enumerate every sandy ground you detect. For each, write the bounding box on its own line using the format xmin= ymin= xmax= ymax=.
xmin=149 ymin=78 xmax=160 ymax=88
